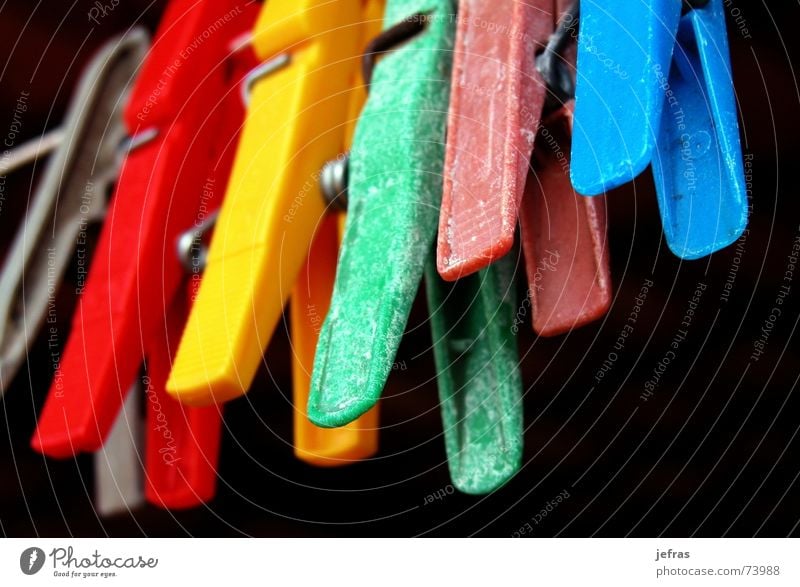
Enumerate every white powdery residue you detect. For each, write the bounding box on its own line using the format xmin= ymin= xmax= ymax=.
xmin=520 ymin=127 xmax=536 ymax=146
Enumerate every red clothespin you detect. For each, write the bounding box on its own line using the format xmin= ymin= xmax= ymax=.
xmin=437 ymin=0 xmax=552 ymax=281
xmin=143 ymin=43 xmax=254 ymax=508
xmin=519 ymin=0 xmax=611 ymax=336
xmin=439 ymin=0 xmax=610 ymax=334
xmin=32 ymin=0 xmax=257 ymax=509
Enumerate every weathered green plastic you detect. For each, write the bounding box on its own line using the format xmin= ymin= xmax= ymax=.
xmin=308 ymin=0 xmax=456 ymax=428
xmin=424 ymin=254 xmax=523 ymax=494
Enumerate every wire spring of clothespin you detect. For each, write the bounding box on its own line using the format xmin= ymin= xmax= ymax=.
xmin=361 ymin=12 xmax=429 ymax=89
xmin=176 ymin=210 xmax=218 ymax=273
xmin=536 ymin=0 xmax=580 ymax=114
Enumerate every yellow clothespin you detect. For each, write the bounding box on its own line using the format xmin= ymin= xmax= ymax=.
xmin=167 ymin=0 xmax=371 ymax=406
xmin=290 ymin=0 xmax=384 ymax=466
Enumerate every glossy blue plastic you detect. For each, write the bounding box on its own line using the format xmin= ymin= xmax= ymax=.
xmin=651 ymin=0 xmax=747 ymax=259
xmin=571 ymin=0 xmax=681 ymax=196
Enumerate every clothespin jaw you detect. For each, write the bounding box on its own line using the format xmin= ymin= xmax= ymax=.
xmin=571 ymin=0 xmax=682 ymax=196
xmin=519 ymin=104 xmax=611 ymax=336
xmin=32 ymin=0 xmax=254 ymax=458
xmin=651 ymin=0 xmax=747 ymax=259
xmin=307 ymin=0 xmax=457 ymax=429
xmin=166 ymin=0 xmax=365 ymax=407
xmin=0 ymin=30 xmax=148 ymax=393
xmin=291 ymin=215 xmax=379 ymax=465
xmin=425 ymin=254 xmax=523 ymax=494
xmin=437 ymin=0 xmax=552 ymax=281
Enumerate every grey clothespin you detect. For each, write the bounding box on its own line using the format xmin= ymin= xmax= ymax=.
xmin=0 ymin=29 xmax=149 ymax=393
xmin=94 ymin=382 xmax=144 ymax=517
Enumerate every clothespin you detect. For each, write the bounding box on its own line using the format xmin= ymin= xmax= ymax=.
xmin=424 ymin=255 xmax=523 ymax=494
xmin=572 ymin=0 xmax=747 ymax=259
xmin=436 ymin=0 xmax=551 ymax=280
xmin=519 ymin=0 xmax=611 ymax=336
xmin=166 ymin=0 xmax=371 ymax=407
xmin=32 ymin=0 xmax=257 ymax=509
xmin=290 ymin=0 xmax=385 ymax=466
xmin=0 ymin=30 xmax=149 ymax=393
xmin=650 ymin=0 xmax=748 ymax=259
xmin=307 ymin=0 xmax=456 ymax=429
xmin=95 ymin=383 xmax=144 ymax=516
xmin=519 ymin=105 xmax=611 ymax=336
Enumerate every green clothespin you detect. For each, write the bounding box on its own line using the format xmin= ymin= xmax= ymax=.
xmin=308 ymin=0 xmax=457 ymax=428
xmin=424 ymin=254 xmax=523 ymax=494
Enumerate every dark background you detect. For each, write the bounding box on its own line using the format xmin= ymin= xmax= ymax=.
xmin=1 ymin=0 xmax=799 ymax=537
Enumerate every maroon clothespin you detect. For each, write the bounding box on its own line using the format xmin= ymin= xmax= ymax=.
xmin=519 ymin=103 xmax=611 ymax=336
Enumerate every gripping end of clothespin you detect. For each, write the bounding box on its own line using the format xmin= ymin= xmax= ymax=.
xmin=425 ymin=255 xmax=524 ymax=495
xmin=306 ymin=365 xmax=381 ymax=429
xmin=652 ymin=0 xmax=749 ymax=260
xmin=306 ymin=299 xmax=392 ymax=429
xmin=521 ymin=104 xmax=612 ymax=336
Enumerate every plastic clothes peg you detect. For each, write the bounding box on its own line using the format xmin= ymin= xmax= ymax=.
xmin=0 ymin=30 xmax=149 ymax=392
xmin=437 ymin=0 xmax=552 ymax=281
xmin=424 ymin=255 xmax=523 ymax=494
xmin=519 ymin=104 xmax=611 ymax=336
xmin=307 ymin=0 xmax=456 ymax=428
xmin=32 ymin=0 xmax=252 ymax=481
xmin=94 ymin=383 xmax=143 ymax=516
xmin=166 ymin=0 xmax=366 ymax=406
xmin=571 ymin=0 xmax=681 ymax=195
xmin=290 ymin=0 xmax=384 ymax=466
xmin=650 ymin=0 xmax=747 ymax=259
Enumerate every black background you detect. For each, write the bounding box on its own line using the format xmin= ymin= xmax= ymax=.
xmin=1 ymin=0 xmax=799 ymax=536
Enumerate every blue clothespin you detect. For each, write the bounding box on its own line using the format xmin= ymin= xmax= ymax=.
xmin=571 ymin=0 xmax=747 ymax=259
xmin=651 ymin=0 xmax=748 ymax=259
